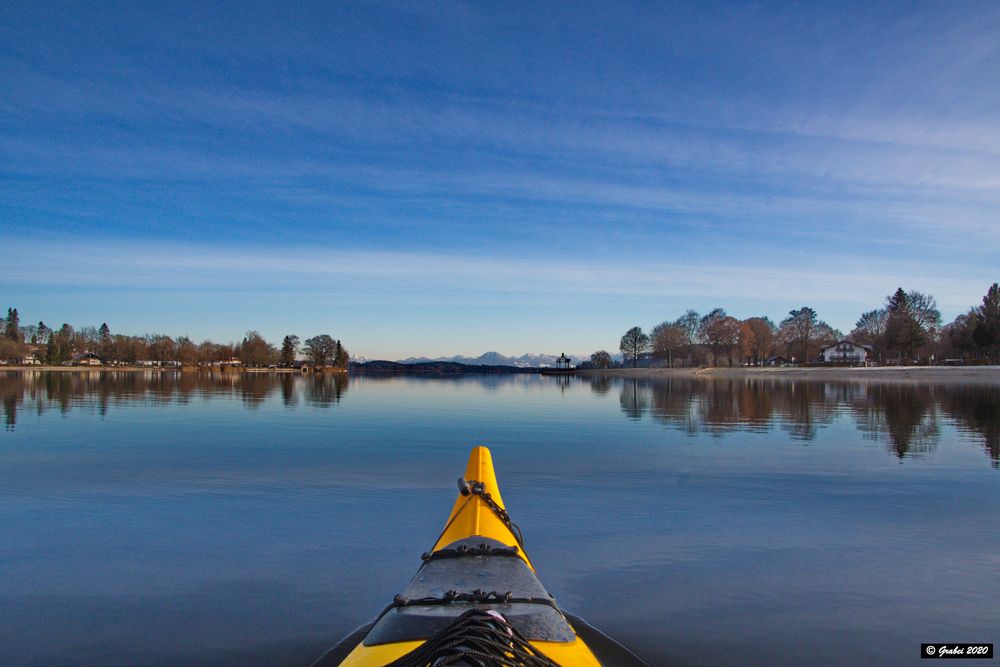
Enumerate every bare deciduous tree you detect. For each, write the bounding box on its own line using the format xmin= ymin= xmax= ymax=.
xmin=304 ymin=335 xmax=337 ymax=366
xmin=619 ymin=326 xmax=650 ymax=368
xmin=741 ymin=317 xmax=775 ymax=366
xmin=650 ymin=321 xmax=686 ymax=367
xmin=677 ymin=310 xmax=700 ymax=363
xmin=176 ymin=336 xmax=198 ymax=365
xmin=780 ymin=307 xmax=817 ymax=363
xmin=590 ymin=350 xmax=612 ymax=369
xmin=853 ymin=309 xmax=889 ymax=363
xmin=698 ymin=308 xmax=740 ymax=366
xmin=239 ymin=331 xmax=276 ymax=367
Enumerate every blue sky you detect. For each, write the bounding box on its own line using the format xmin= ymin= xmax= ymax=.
xmin=2 ymin=1 xmax=999 ymax=359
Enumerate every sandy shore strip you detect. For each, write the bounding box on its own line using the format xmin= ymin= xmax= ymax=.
xmin=578 ymin=365 xmax=1000 ymax=384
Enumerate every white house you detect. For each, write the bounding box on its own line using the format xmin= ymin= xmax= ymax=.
xmin=22 ymin=344 xmax=44 ymax=365
xmin=820 ymin=340 xmax=871 ymax=364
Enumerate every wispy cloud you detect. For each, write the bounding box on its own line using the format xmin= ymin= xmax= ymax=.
xmin=3 ymin=2 xmax=999 ymax=353
xmin=2 ymin=238 xmax=986 ymax=324
xmin=6 ymin=66 xmax=1000 ymax=257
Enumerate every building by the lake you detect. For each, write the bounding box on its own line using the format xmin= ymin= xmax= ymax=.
xmin=819 ymin=340 xmax=871 ymax=365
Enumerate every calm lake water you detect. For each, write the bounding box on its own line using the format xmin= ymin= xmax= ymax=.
xmin=2 ymin=370 xmax=998 ymax=666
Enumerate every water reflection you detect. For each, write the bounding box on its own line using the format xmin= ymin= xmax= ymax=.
xmin=0 ymin=370 xmax=349 ymax=425
xmin=2 ymin=370 xmax=998 ymax=666
xmin=304 ymin=373 xmax=350 ymax=407
xmin=3 ymin=370 xmax=998 ymax=469
xmin=853 ymin=384 xmax=939 ymax=460
xmin=613 ymin=378 xmax=838 ymax=438
xmin=941 ymin=386 xmax=1000 ymax=468
xmin=604 ymin=376 xmax=1000 ymax=468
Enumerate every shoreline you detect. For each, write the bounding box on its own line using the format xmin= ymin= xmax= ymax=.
xmin=4 ymin=364 xmax=999 ymax=383
xmin=0 ymin=365 xmax=343 ymax=374
xmin=577 ymin=366 xmax=1000 ymax=384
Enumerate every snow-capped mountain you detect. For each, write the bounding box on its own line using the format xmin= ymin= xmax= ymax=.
xmin=394 ymin=351 xmax=589 ymax=367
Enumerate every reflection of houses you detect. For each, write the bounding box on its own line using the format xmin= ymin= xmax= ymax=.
xmin=823 ymin=382 xmax=868 ymax=403
xmin=820 ymin=340 xmax=871 ymax=365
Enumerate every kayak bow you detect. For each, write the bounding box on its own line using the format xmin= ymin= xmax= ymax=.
xmin=312 ymin=446 xmax=648 ymax=667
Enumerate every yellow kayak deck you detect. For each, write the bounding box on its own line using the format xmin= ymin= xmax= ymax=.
xmin=329 ymin=446 xmax=602 ymax=666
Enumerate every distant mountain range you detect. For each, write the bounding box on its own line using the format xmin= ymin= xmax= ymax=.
xmin=393 ymin=351 xmax=591 ymax=368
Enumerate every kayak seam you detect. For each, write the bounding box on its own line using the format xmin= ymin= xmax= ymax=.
xmin=428 ymin=493 xmax=474 ymax=553
xmin=392 ymin=590 xmax=559 ymax=609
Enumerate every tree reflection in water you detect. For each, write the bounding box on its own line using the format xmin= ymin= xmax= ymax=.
xmin=2 ymin=370 xmax=997 ymax=468
xmin=304 ymin=373 xmax=349 ymax=407
xmin=587 ymin=375 xmax=612 ymax=396
xmin=599 ymin=375 xmax=1000 ymax=468
xmin=619 ymin=379 xmax=649 ymax=420
xmin=0 ymin=369 xmax=349 ymax=427
xmin=940 ymin=385 xmax=1000 ymax=469
xmin=852 ymin=384 xmax=939 ymax=459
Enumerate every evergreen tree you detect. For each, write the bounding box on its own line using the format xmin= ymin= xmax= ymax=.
xmin=886 ymin=287 xmax=909 ymax=313
xmin=280 ymin=335 xmax=299 ymax=367
xmin=334 ymin=340 xmax=349 ymax=368
xmin=54 ymin=324 xmax=75 ymax=364
xmin=98 ymin=323 xmax=112 ymax=361
xmin=45 ymin=333 xmax=57 ymax=365
xmin=974 ymin=283 xmax=1000 ymax=361
xmin=5 ymin=308 xmax=21 ymax=342
xmin=943 ymin=310 xmax=979 ymax=360
xmin=885 ymin=288 xmax=925 ymax=362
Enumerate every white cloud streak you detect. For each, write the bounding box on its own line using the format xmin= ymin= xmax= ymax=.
xmin=3 ymin=238 xmax=986 ymax=321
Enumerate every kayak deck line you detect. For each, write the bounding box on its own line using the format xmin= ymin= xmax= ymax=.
xmin=434 ymin=476 xmax=525 ymax=554
xmin=313 ymin=446 xmax=650 ymax=667
xmin=391 ymin=591 xmax=554 ymax=607
xmin=420 ymin=542 xmax=520 ymax=561
xmin=430 ymin=446 xmax=533 ymax=570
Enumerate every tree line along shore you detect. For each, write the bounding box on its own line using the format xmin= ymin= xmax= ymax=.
xmin=586 ymin=283 xmax=1000 ymax=370
xmin=4 ymin=281 xmax=998 ymax=374
xmin=0 ymin=313 xmax=348 ymax=371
